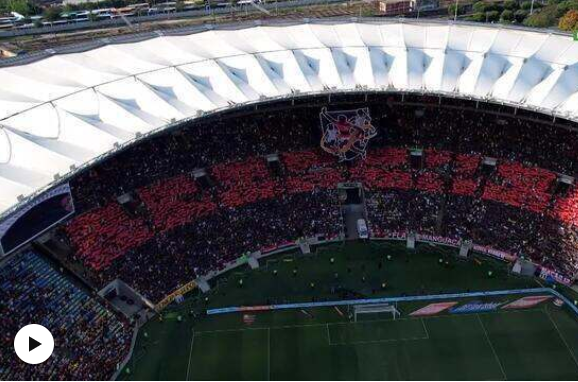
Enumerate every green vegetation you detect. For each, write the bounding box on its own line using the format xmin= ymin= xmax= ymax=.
xmin=524 ymin=4 xmax=558 ymax=27
xmin=486 ymin=9 xmax=501 ymax=21
xmin=119 ymin=242 xmax=578 ymax=380
xmin=448 ymin=3 xmax=466 ymax=18
xmin=559 ymin=8 xmax=578 ymax=30
xmin=464 ymin=0 xmax=578 ymax=29
xmin=501 ymin=9 xmax=515 ymax=21
xmin=0 ymin=0 xmax=38 ymax=16
xmin=42 ymin=6 xmax=62 ymax=22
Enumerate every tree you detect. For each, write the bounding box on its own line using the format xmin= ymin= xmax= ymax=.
xmin=472 ymin=1 xmax=487 ymax=13
xmin=559 ymin=9 xmax=578 ymax=29
xmin=557 ymin=0 xmax=578 ymax=16
xmin=62 ymin=4 xmax=75 ymax=13
xmin=504 ymin=0 xmax=519 ymax=10
xmin=448 ymin=3 xmax=464 ymax=17
xmin=3 ymin=0 xmax=31 ymax=15
xmin=42 ymin=6 xmax=62 ymax=22
xmin=501 ymin=9 xmax=515 ymax=21
xmin=484 ymin=2 xmax=500 ymax=12
xmin=521 ymin=0 xmax=533 ymax=9
xmin=523 ymin=4 xmax=558 ymax=27
xmin=515 ymin=8 xmax=529 ymax=21
xmin=486 ymin=9 xmax=500 ymax=21
xmin=468 ymin=12 xmax=487 ymax=21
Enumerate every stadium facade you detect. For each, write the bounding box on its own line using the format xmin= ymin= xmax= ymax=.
xmin=0 ymin=19 xmax=577 ymax=219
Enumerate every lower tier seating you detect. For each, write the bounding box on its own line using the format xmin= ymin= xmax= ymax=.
xmin=0 ymin=250 xmax=132 ymax=380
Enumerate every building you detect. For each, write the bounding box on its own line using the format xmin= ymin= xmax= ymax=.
xmin=378 ymin=0 xmax=416 ymax=15
xmin=63 ymin=0 xmax=107 ymax=5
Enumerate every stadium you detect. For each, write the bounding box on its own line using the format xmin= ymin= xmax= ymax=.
xmin=1 ymin=18 xmax=578 ymax=380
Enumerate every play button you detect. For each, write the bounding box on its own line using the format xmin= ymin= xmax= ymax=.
xmin=29 ymin=336 xmax=41 ymax=352
xmin=14 ymin=324 xmax=54 ymax=365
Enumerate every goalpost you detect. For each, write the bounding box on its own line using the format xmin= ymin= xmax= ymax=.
xmin=351 ymin=303 xmax=400 ymax=322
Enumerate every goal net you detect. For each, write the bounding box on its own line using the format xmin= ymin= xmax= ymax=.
xmin=351 ymin=303 xmax=400 ymax=322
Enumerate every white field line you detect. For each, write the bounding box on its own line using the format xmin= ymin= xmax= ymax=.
xmin=267 ymin=327 xmax=271 ymax=381
xmin=543 ymin=307 xmax=578 ymax=371
xmin=327 ymin=318 xmax=430 ymax=346
xmin=476 ymin=314 xmax=508 ymax=381
xmin=329 ymin=335 xmax=430 ymax=346
xmin=421 ymin=318 xmax=430 ymax=340
xmin=185 ymin=329 xmax=195 ymax=381
xmin=194 ymin=308 xmax=544 ymax=334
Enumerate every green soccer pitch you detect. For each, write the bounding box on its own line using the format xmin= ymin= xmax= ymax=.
xmin=119 ymin=241 xmax=578 ymax=380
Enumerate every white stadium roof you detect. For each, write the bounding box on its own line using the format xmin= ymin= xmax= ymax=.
xmin=0 ymin=19 xmax=577 ymax=217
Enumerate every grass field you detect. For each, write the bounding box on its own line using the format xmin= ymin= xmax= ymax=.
xmin=121 ymin=242 xmax=578 ymax=380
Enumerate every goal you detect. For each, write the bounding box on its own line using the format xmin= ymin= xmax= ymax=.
xmin=351 ymin=303 xmax=400 ymax=322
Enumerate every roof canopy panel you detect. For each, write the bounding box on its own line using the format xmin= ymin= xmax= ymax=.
xmin=0 ymin=20 xmax=576 ymax=217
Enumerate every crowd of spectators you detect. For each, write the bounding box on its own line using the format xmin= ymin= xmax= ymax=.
xmin=56 ymin=94 xmax=578 ymax=304
xmin=7 ymin=94 xmax=578 ymax=381
xmin=0 ymin=251 xmax=132 ymax=380
xmin=388 ymin=101 xmax=578 ymax=175
xmin=366 ymin=190 xmax=442 ymax=237
xmin=64 ymin=151 xmax=344 ymax=302
xmin=73 ymin=189 xmax=342 ymax=303
xmin=362 ymin=146 xmax=578 ymax=278
xmin=139 ymin=175 xmax=216 ymax=233
xmin=64 ymin=203 xmax=153 ymax=271
xmin=70 ymin=107 xmax=317 ymax=212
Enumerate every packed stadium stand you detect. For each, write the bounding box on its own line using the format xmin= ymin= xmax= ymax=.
xmin=0 ymin=250 xmax=132 ymax=380
xmin=44 ymin=97 xmax=578 ymax=305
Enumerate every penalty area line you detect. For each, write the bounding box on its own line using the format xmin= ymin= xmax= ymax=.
xmin=329 ymin=335 xmax=430 ymax=346
xmin=476 ymin=314 xmax=507 ymax=381
xmin=186 ymin=329 xmax=195 ymax=381
xmin=544 ymin=307 xmax=578 ymax=371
